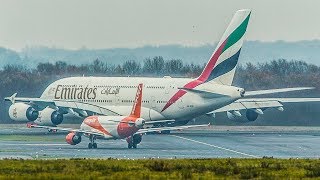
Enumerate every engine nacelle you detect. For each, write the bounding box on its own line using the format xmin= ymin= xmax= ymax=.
xmin=246 ymin=109 xmax=259 ymax=121
xmin=135 ymin=118 xmax=145 ymax=128
xmin=8 ymin=103 xmax=39 ymax=122
xmin=34 ymin=107 xmax=64 ymax=126
xmin=65 ymin=132 xmax=81 ymax=145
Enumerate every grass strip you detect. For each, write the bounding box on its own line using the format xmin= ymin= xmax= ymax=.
xmin=0 ymin=158 xmax=320 ymax=179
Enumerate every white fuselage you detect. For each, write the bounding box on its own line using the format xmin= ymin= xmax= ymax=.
xmin=40 ymin=77 xmax=243 ymax=122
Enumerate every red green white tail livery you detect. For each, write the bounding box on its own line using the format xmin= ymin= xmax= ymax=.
xmin=198 ymin=9 xmax=251 ymax=85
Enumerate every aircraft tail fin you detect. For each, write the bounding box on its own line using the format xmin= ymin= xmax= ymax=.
xmin=197 ymin=9 xmax=251 ymax=85
xmin=130 ymin=83 xmax=143 ymax=118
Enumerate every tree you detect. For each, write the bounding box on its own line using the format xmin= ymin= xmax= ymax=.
xmin=37 ymin=62 xmax=55 ymax=75
xmin=122 ymin=60 xmax=141 ymax=75
xmin=165 ymin=59 xmax=183 ymax=74
xmin=143 ymin=56 xmax=164 ymax=75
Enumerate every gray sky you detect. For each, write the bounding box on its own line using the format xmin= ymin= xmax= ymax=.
xmin=0 ymin=0 xmax=319 ymax=51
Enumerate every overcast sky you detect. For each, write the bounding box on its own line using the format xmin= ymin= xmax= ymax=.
xmin=0 ymin=0 xmax=319 ymax=51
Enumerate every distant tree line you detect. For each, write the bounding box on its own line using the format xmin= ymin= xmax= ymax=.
xmin=1 ymin=56 xmax=320 ymax=123
xmin=33 ymin=56 xmax=203 ymax=77
xmin=2 ymin=57 xmax=320 ymax=93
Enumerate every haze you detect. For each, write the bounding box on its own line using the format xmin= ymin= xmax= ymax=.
xmin=0 ymin=0 xmax=319 ymax=51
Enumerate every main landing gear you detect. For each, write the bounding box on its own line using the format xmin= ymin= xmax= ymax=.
xmin=127 ymin=137 xmax=137 ymax=149
xmin=88 ymin=135 xmax=97 ymax=149
xmin=128 ymin=141 xmax=137 ymax=149
xmin=126 ymin=134 xmax=142 ymax=149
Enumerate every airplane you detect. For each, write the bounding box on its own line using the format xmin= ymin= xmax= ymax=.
xmin=27 ymin=83 xmax=209 ymax=149
xmin=5 ymin=9 xmax=320 ymax=129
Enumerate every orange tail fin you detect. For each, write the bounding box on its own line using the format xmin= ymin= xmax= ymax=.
xmin=130 ymin=83 xmax=143 ymax=117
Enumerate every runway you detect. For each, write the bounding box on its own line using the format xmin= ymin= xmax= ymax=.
xmin=0 ymin=125 xmax=320 ymax=159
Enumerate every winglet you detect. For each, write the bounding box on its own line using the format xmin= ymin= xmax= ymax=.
xmin=6 ymin=93 xmax=17 ymax=104
xmin=130 ymin=84 xmax=143 ymax=117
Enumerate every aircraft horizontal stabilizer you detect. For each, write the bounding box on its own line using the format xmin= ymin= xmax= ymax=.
xmin=178 ymin=87 xmax=226 ymax=98
xmin=245 ymin=87 xmax=314 ymax=97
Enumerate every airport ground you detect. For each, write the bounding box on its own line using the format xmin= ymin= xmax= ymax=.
xmin=1 ymin=124 xmax=320 ymax=178
xmin=1 ymin=124 xmax=320 ymax=159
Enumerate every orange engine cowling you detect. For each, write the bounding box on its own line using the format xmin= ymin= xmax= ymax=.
xmin=65 ymin=132 xmax=81 ymax=145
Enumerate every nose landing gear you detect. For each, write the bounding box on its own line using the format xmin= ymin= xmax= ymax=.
xmin=88 ymin=135 xmax=97 ymax=149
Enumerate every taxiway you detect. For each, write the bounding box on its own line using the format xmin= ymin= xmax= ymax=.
xmin=1 ymin=125 xmax=320 ymax=159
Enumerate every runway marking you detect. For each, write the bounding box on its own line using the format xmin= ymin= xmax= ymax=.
xmin=171 ymin=135 xmax=259 ymax=158
xmin=23 ymin=144 xmax=69 ymax=146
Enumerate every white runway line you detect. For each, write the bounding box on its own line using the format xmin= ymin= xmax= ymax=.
xmin=24 ymin=144 xmax=69 ymax=146
xmin=171 ymin=135 xmax=259 ymax=158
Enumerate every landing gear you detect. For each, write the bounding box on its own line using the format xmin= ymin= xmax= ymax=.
xmin=48 ymin=129 xmax=57 ymax=133
xmin=127 ymin=142 xmax=137 ymax=149
xmin=126 ymin=135 xmax=140 ymax=149
xmin=132 ymin=143 xmax=137 ymax=149
xmin=127 ymin=139 xmax=136 ymax=149
xmin=88 ymin=135 xmax=97 ymax=149
xmin=88 ymin=143 xmax=97 ymax=149
xmin=128 ymin=143 xmax=133 ymax=149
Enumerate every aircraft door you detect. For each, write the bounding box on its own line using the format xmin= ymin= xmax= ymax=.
xmin=178 ymin=99 xmax=184 ymax=109
xmin=150 ymin=96 xmax=156 ymax=108
xmin=165 ymin=85 xmax=169 ymax=94
xmin=114 ymin=95 xmax=120 ymax=105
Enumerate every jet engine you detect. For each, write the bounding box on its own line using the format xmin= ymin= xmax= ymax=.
xmin=134 ymin=118 xmax=145 ymax=128
xmin=65 ymin=132 xmax=81 ymax=145
xmin=246 ymin=109 xmax=260 ymax=121
xmin=8 ymin=103 xmax=39 ymax=121
xmin=34 ymin=107 xmax=64 ymax=126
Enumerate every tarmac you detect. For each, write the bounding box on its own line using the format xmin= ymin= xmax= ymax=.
xmin=0 ymin=125 xmax=320 ymax=159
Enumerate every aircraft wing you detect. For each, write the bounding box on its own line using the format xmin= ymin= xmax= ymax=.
xmin=4 ymin=93 xmax=122 ymax=117
xmin=135 ymin=124 xmax=210 ymax=134
xmin=209 ymin=98 xmax=320 ymax=114
xmin=27 ymin=123 xmax=105 ymax=137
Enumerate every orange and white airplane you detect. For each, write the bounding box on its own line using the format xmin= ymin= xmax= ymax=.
xmin=28 ymin=84 xmax=208 ymax=149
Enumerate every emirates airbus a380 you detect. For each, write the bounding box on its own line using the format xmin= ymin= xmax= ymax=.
xmin=27 ymin=84 xmax=208 ymax=149
xmin=5 ymin=9 xmax=320 ymax=128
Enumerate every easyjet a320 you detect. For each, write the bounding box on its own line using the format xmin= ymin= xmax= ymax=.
xmin=28 ymin=84 xmax=208 ymax=149
xmin=5 ymin=9 xmax=320 ymax=128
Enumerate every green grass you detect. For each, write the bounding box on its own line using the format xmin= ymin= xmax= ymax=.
xmin=0 ymin=135 xmax=64 ymax=142
xmin=0 ymin=158 xmax=320 ymax=179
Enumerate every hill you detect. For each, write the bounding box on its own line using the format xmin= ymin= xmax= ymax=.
xmin=1 ymin=40 xmax=320 ymax=68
